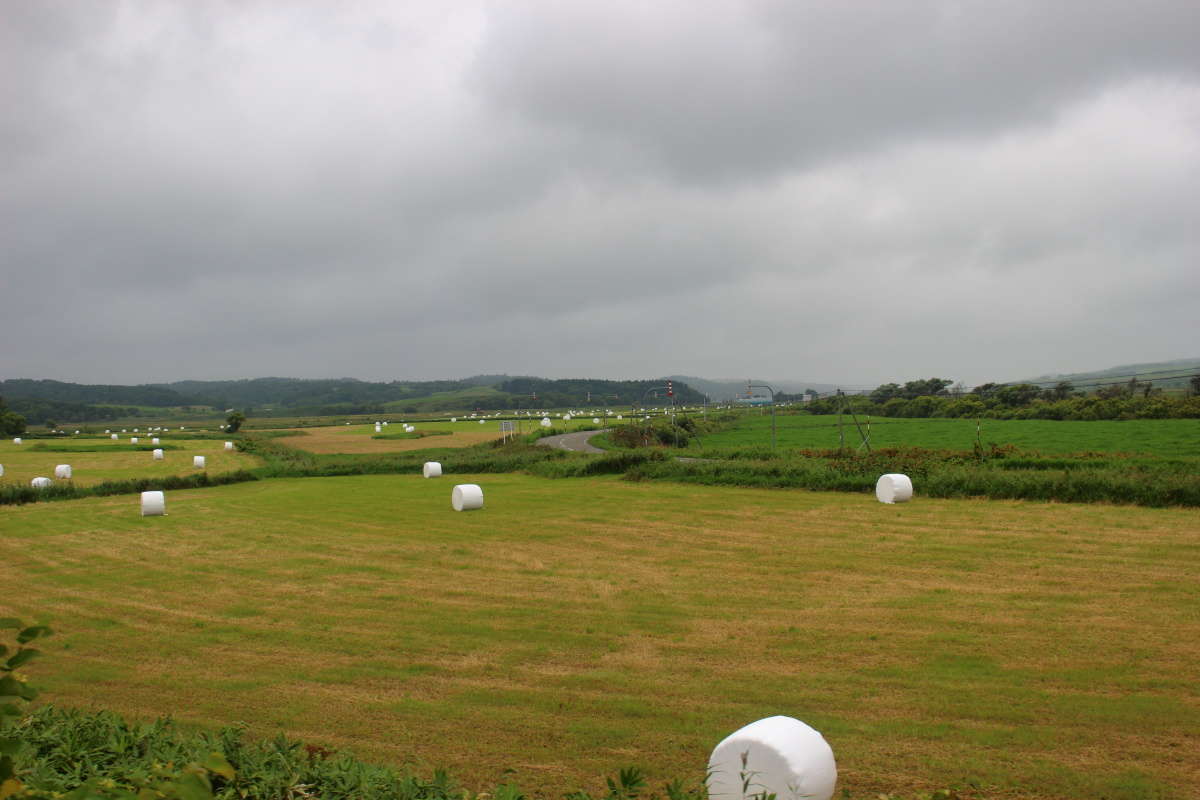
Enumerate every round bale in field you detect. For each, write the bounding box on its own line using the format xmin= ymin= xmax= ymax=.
xmin=31 ymin=477 xmax=51 ymax=488
xmin=131 ymin=437 xmax=139 ymax=444
xmin=451 ymin=483 xmax=483 ymax=511
xmin=54 ymin=464 xmax=72 ymax=479
xmin=540 ymin=418 xmax=552 ymax=428
xmin=875 ymin=473 xmax=913 ymax=504
xmin=423 ymin=461 xmax=442 ymax=478
xmin=0 ymin=464 xmax=4 ymax=477
xmin=141 ymin=491 xmax=166 ymax=516
xmin=153 ymin=449 xmax=164 ymax=460
xmin=707 ymin=716 xmax=836 ymax=800
xmin=224 ymin=441 xmax=234 ymax=451
xmin=193 ymin=456 xmax=206 ymax=469
xmin=111 ymin=434 xmax=118 ymax=440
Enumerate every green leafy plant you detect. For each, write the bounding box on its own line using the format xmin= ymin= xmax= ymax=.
xmin=0 ymin=618 xmax=52 ymax=799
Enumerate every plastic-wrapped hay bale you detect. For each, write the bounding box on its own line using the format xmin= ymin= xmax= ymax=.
xmin=375 ymin=424 xmax=382 ymax=433
xmin=593 ymin=417 xmax=600 ymax=424
xmin=13 ymin=438 xmax=22 ymax=445
xmin=131 ymin=437 xmax=139 ymax=444
xmin=193 ymin=456 xmax=206 ymax=469
xmin=451 ymin=417 xmax=457 ymax=423
xmin=479 ymin=419 xmax=485 ymax=425
xmin=423 ymin=461 xmax=442 ymax=478
xmin=875 ymin=473 xmax=913 ymax=504
xmin=707 ymin=716 xmax=836 ymax=800
xmin=111 ymin=433 xmax=118 ymax=440
xmin=617 ymin=415 xmax=622 ymax=420
xmin=224 ymin=441 xmax=234 ymax=451
xmin=54 ymin=464 xmax=72 ymax=479
xmin=0 ymin=464 xmax=4 ymax=477
xmin=406 ymin=425 xmax=415 ymax=433
xmin=153 ymin=449 xmax=164 ymax=460
xmin=451 ymin=484 xmax=483 ymax=511
xmin=540 ymin=417 xmax=552 ymax=428
xmin=141 ymin=491 xmax=166 ymax=517
xmin=152 ymin=437 xmax=160 ymax=445
xmin=31 ymin=477 xmax=51 ymax=488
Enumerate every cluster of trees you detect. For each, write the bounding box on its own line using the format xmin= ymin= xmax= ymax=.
xmin=497 ymin=377 xmax=705 ymax=408
xmin=0 ymin=396 xmax=26 ymax=435
xmin=3 ymin=396 xmax=141 ymax=425
xmin=804 ymin=376 xmax=1200 ymax=420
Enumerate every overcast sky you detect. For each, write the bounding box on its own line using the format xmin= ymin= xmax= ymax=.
xmin=2 ymin=1 xmax=1198 ymax=388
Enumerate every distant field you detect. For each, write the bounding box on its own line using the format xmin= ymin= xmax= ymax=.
xmin=0 ymin=437 xmax=256 ymax=487
xmin=694 ymin=413 xmax=1200 ymax=456
xmin=3 ymin=475 xmax=1197 ymax=798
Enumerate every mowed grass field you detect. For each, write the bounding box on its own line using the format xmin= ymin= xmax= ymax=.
xmin=0 ymin=438 xmax=257 ymax=487
xmin=694 ymin=414 xmax=1200 ymax=456
xmin=278 ymin=418 xmax=614 ymax=454
xmin=2 ymin=474 xmax=1198 ymax=798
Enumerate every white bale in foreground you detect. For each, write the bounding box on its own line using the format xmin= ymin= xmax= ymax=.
xmin=593 ymin=417 xmax=600 ymax=424
xmin=153 ymin=449 xmax=164 ymax=460
xmin=31 ymin=477 xmax=51 ymax=488
xmin=451 ymin=417 xmax=457 ymax=423
xmin=131 ymin=437 xmax=139 ymax=444
xmin=141 ymin=491 xmax=166 ymax=517
xmin=875 ymin=473 xmax=913 ymax=504
xmin=13 ymin=438 xmax=22 ymax=445
xmin=423 ymin=461 xmax=442 ymax=478
xmin=224 ymin=441 xmax=234 ymax=451
xmin=54 ymin=464 xmax=72 ymax=479
xmin=707 ymin=716 xmax=836 ymax=800
xmin=479 ymin=419 xmax=485 ymax=425
xmin=451 ymin=483 xmax=484 ymax=511
xmin=540 ymin=418 xmax=552 ymax=428
xmin=111 ymin=434 xmax=118 ymax=440
xmin=152 ymin=437 xmax=160 ymax=445
xmin=406 ymin=425 xmax=415 ymax=433
xmin=375 ymin=425 xmax=382 ymax=433
xmin=193 ymin=456 xmax=206 ymax=469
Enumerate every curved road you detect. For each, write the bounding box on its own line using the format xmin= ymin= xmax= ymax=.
xmin=536 ymin=429 xmax=609 ymax=454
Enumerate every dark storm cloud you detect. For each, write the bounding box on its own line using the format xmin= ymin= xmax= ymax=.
xmin=1 ymin=1 xmax=1197 ymax=386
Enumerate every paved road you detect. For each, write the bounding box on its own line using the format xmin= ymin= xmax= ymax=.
xmin=536 ymin=429 xmax=609 ymax=454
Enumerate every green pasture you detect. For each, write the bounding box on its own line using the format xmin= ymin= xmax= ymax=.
xmin=692 ymin=413 xmax=1200 ymax=456
xmin=0 ymin=437 xmax=256 ymax=487
xmin=3 ymin=474 xmax=1197 ymax=799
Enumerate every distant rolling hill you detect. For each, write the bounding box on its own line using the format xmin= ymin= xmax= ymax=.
xmin=1015 ymin=357 xmax=1200 ymax=391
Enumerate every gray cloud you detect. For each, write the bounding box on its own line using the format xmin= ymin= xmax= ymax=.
xmin=1 ymin=1 xmax=1197 ymax=387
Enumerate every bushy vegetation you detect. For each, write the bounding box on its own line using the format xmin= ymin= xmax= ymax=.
xmin=0 ymin=471 xmax=259 ymax=507
xmin=0 ymin=396 xmax=27 ymax=436
xmin=804 ymin=377 xmax=1200 ymax=420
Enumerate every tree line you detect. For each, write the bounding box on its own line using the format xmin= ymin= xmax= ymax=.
xmin=800 ymin=376 xmax=1200 ymax=420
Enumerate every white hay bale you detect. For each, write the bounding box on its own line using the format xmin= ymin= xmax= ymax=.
xmin=105 ymin=429 xmax=111 ymax=434
xmin=593 ymin=417 xmax=600 ymax=424
xmin=479 ymin=419 xmax=485 ymax=425
xmin=707 ymin=716 xmax=836 ymax=800
xmin=193 ymin=456 xmax=206 ymax=469
xmin=54 ymin=464 xmax=72 ymax=479
xmin=12 ymin=438 xmax=22 ymax=445
xmin=375 ymin=424 xmax=382 ymax=433
xmin=153 ymin=449 xmax=164 ymax=460
xmin=141 ymin=491 xmax=166 ymax=516
xmin=451 ymin=483 xmax=484 ymax=511
xmin=617 ymin=415 xmax=622 ymax=420
xmin=423 ymin=461 xmax=442 ymax=478
xmin=74 ymin=430 xmax=80 ymax=434
xmin=31 ymin=477 xmax=51 ymax=488
xmin=540 ymin=418 xmax=552 ymax=428
xmin=111 ymin=433 xmax=118 ymax=440
xmin=130 ymin=437 xmax=139 ymax=444
xmin=151 ymin=437 xmax=160 ymax=445
xmin=875 ymin=473 xmax=913 ymax=504
xmin=224 ymin=441 xmax=234 ymax=451
xmin=451 ymin=417 xmax=457 ymax=423
xmin=0 ymin=464 xmax=4 ymax=477
xmin=406 ymin=425 xmax=415 ymax=433
xmin=122 ymin=429 xmax=127 ymax=432
xmin=383 ymin=421 xmax=389 ymax=426
xmin=133 ymin=428 xmax=139 ymax=432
